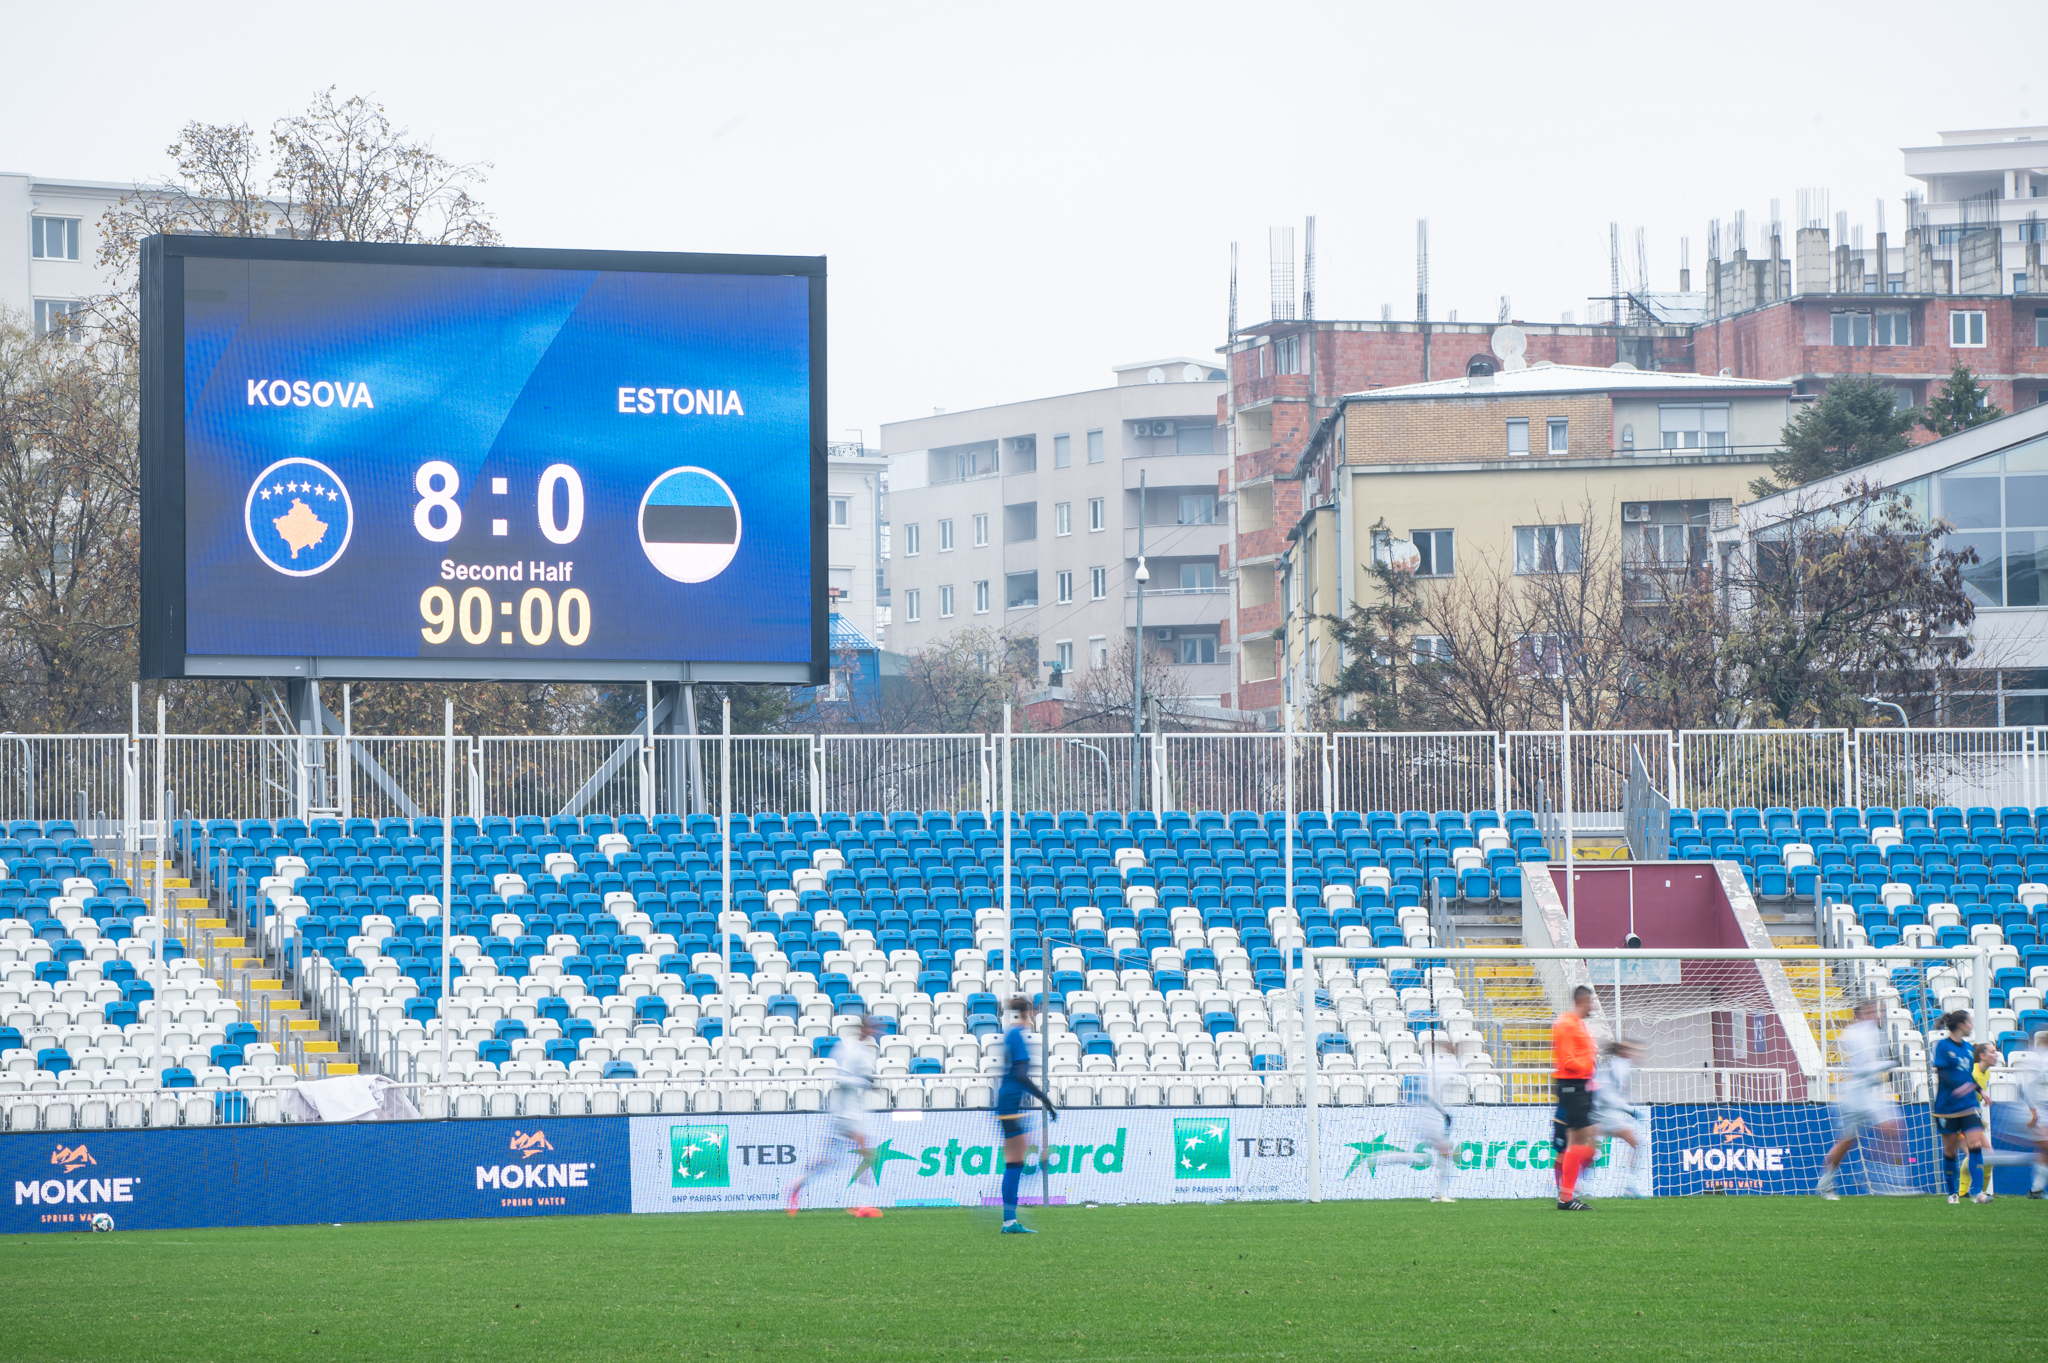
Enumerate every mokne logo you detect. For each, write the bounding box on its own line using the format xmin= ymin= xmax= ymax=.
xmin=509 ymin=1130 xmax=554 ymax=1160
xmin=1681 ymin=1116 xmax=1786 ymax=1174
xmin=52 ymin=1144 xmax=95 ymax=1174
xmin=1712 ymin=1117 xmax=1757 ymax=1144
xmin=245 ymin=379 xmax=375 ymax=408
xmin=16 ymin=1144 xmax=136 ymax=1205
xmin=477 ymin=1130 xmax=591 ymax=1190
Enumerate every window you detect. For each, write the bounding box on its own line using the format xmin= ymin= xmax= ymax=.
xmin=1518 ymin=633 xmax=1565 ymax=678
xmin=1090 ymin=636 xmax=1108 ymax=668
xmin=33 ymin=300 xmax=81 ymax=340
xmin=1088 ymin=497 xmax=1106 ymax=531
xmin=1659 ymin=404 xmax=1729 ymax=450
xmin=30 ymin=217 xmax=79 ymax=260
xmin=1177 ymin=494 xmax=1216 ymax=525
xmin=903 ymin=590 xmax=921 ymax=622
xmin=2037 ymin=310 xmax=2047 ymax=348
xmin=939 ymin=585 xmax=955 ymax=618
xmin=1176 ymin=423 xmax=1216 ymax=455
xmin=1875 ymin=311 xmax=1911 ymax=347
xmin=1506 ymin=419 xmax=1529 ymax=456
xmin=1054 ymin=502 xmax=1072 ymax=536
xmin=1547 ymin=418 xmax=1569 ymax=455
xmin=1514 ymin=524 xmax=1583 ymax=574
xmin=1179 ymin=562 xmax=1217 ymax=590
xmin=1004 ymin=503 xmax=1036 ymax=542
xmin=1054 ymin=434 xmax=1071 ymax=468
xmin=828 ymin=497 xmax=850 ymax=527
xmin=974 ymin=580 xmax=990 ymax=614
xmin=829 ymin=566 xmax=854 ymax=602
xmin=938 ymin=518 xmax=955 ymax=551
xmin=1412 ymin=635 xmax=1452 ymax=664
xmin=1629 ymin=522 xmax=1706 ymax=569
xmin=1090 ymin=567 xmax=1107 ymax=600
xmin=1830 ymin=311 xmax=1871 ymax=346
xmin=1951 ymin=310 xmax=1986 ymax=347
xmin=1006 ymin=573 xmax=1037 ymax=609
xmin=973 ymin=513 xmax=990 ymax=547
xmin=1056 ymin=570 xmax=1073 ymax=603
xmin=1055 ymin=640 xmax=1074 ymax=673
xmin=1412 ymin=529 xmax=1454 ymax=577
xmin=903 ymin=523 xmax=920 ymax=556
xmin=1938 ymin=443 xmax=2048 ymax=609
xmin=1178 ymin=634 xmax=1218 ymax=665
xmin=1086 ymin=430 xmax=1104 ymax=464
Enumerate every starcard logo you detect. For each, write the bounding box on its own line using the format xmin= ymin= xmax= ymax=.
xmin=509 ymin=1130 xmax=554 ymax=1160
xmin=51 ymin=1144 xmax=96 ymax=1174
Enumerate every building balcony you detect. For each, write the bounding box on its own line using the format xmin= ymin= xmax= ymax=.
xmin=1122 ymin=452 xmax=1224 ymax=491
xmin=1126 ymin=520 xmax=1228 ymax=562
xmin=1123 ymin=586 xmax=1229 ymax=629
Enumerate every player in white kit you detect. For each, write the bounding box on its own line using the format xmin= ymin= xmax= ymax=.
xmin=1592 ymin=1039 xmax=1648 ymax=1197
xmin=1817 ymin=998 xmax=1907 ymax=1198
xmin=1370 ymin=1037 xmax=1461 ymax=1201
xmin=2014 ymin=1030 xmax=2048 ymax=1198
xmin=785 ymin=1014 xmax=883 ymax=1217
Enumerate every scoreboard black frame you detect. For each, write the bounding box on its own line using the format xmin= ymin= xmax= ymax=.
xmin=139 ymin=234 xmax=828 ymax=685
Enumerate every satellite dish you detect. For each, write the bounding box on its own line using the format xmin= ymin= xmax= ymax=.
xmin=1146 ymin=367 xmax=1166 ymax=384
xmin=1374 ymin=537 xmax=1422 ymax=574
xmin=1490 ymin=324 xmax=1528 ymax=372
xmin=1182 ymin=363 xmax=1204 ymax=382
xmin=1610 ymin=361 xmax=1638 ymax=372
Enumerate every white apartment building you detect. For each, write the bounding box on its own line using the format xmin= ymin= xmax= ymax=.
xmin=826 ymin=443 xmax=890 ymax=646
xmin=0 ymin=173 xmax=138 ymax=335
xmin=882 ymin=359 xmax=1231 ymax=705
xmin=1902 ymin=127 xmax=2048 ymax=296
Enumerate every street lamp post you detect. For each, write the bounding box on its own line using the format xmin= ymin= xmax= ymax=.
xmin=1131 ymin=469 xmax=1148 ymax=815
xmin=1066 ymin=739 xmax=1113 ymax=808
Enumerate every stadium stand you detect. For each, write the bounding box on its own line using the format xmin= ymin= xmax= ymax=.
xmin=4 ymin=798 xmax=2041 ymax=1127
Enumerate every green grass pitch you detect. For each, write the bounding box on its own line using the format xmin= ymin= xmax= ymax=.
xmin=4 ymin=1199 xmax=2043 ymax=1361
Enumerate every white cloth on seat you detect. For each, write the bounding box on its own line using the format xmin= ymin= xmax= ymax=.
xmin=280 ymin=1074 xmax=419 ymax=1122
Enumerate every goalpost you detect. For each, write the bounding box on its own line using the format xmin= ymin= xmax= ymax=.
xmin=1292 ymin=944 xmax=1994 ymax=1201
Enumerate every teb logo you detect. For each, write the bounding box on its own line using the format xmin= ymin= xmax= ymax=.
xmin=51 ymin=1144 xmax=95 ymax=1174
xmin=1711 ymin=1117 xmax=1756 ymax=1144
xmin=509 ymin=1130 xmax=554 ymax=1160
xmin=1173 ymin=1119 xmax=1231 ymax=1180
xmin=244 ymin=456 xmax=354 ymax=578
xmin=671 ymin=1125 xmax=732 ymax=1189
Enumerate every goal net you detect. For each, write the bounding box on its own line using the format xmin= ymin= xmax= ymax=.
xmin=1279 ymin=945 xmax=1991 ymax=1199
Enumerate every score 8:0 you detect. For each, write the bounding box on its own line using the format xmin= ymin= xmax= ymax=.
xmin=419 ymin=586 xmax=591 ymax=646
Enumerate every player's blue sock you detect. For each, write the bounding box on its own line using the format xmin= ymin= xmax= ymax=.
xmin=1001 ymin=1161 xmax=1023 ymax=1222
xmin=1942 ymin=1153 xmax=1959 ymax=1194
xmin=1967 ymin=1148 xmax=1983 ymax=1194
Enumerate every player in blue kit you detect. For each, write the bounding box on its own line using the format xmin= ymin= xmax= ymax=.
xmin=1932 ymin=1010 xmax=1992 ymax=1204
xmin=996 ymin=996 xmax=1057 ymax=1234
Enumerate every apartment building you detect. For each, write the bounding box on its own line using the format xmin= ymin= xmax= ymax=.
xmin=826 ymin=443 xmax=890 ymax=647
xmin=1273 ymin=363 xmax=1793 ymax=713
xmin=881 ymin=360 xmax=1230 ymax=704
xmin=0 ymin=172 xmax=139 ymax=336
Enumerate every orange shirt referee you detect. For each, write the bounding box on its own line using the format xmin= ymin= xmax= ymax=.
xmin=1552 ymin=985 xmax=1597 ymax=1210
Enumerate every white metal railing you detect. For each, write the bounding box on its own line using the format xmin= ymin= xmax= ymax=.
xmin=1853 ymin=726 xmax=2041 ymax=811
xmin=31 ymin=726 xmax=2048 ymax=830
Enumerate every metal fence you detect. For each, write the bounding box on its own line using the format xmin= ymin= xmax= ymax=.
xmin=1330 ymin=731 xmax=1498 ymax=816
xmin=34 ymin=725 xmax=2048 ymax=826
xmin=1853 ymin=726 xmax=2040 ymax=810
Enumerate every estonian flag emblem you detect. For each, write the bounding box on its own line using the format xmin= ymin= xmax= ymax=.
xmin=638 ymin=467 xmax=742 ymax=583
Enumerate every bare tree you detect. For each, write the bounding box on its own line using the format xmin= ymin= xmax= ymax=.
xmin=826 ymin=627 xmax=1037 ymax=734
xmin=1064 ymin=637 xmax=1203 ymax=732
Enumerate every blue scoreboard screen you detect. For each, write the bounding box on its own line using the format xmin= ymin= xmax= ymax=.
xmin=139 ymin=236 xmax=825 ymax=683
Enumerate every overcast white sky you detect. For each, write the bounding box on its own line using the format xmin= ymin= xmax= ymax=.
xmin=2 ymin=1 xmax=2031 ymax=439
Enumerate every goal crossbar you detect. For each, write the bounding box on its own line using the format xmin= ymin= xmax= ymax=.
xmin=1294 ymin=945 xmax=1991 ymax=1201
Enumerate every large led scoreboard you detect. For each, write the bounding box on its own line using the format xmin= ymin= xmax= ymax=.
xmin=140 ymin=236 xmax=826 ymax=683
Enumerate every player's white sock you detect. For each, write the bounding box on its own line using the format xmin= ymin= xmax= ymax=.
xmin=1434 ymin=1148 xmax=1450 ymax=1197
xmin=1815 ymin=1166 xmax=1835 ymax=1194
xmin=2033 ymin=1159 xmax=2048 ymax=1192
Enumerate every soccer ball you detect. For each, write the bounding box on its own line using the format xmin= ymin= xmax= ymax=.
xmin=90 ymin=1213 xmax=115 ymax=1233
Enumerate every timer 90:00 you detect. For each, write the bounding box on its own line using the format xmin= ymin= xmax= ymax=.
xmin=421 ymin=586 xmax=592 ymax=646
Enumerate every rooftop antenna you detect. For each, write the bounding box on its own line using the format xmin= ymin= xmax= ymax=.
xmin=1380 ymin=303 xmax=1392 ymax=322
xmin=1498 ymin=295 xmax=1511 ymax=323
xmin=1301 ymin=215 xmax=1316 ymax=321
xmin=1634 ymin=226 xmax=1647 ymax=322
xmin=1608 ymin=221 xmax=1620 ymax=325
xmin=1415 ymin=218 xmax=1429 ymax=323
xmin=1228 ymin=241 xmax=1238 ymax=341
xmin=1269 ymin=226 xmax=1295 ymax=322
